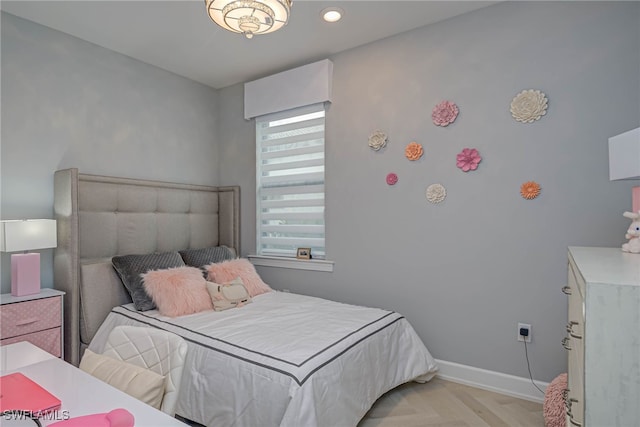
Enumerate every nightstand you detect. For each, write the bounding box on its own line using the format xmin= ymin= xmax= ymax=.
xmin=0 ymin=288 xmax=65 ymax=358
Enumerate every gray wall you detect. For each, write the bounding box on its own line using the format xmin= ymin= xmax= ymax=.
xmin=2 ymin=1 xmax=638 ymax=384
xmin=218 ymin=1 xmax=640 ymax=382
xmin=1 ymin=13 xmax=220 ymax=292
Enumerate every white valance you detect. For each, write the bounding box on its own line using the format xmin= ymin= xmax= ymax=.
xmin=244 ymin=59 xmax=333 ymax=120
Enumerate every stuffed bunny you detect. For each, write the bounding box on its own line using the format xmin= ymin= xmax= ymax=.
xmin=622 ymin=211 xmax=640 ymax=253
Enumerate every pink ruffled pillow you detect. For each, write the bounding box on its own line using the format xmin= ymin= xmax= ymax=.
xmin=205 ymin=259 xmax=272 ymax=297
xmin=142 ymin=266 xmax=213 ymax=317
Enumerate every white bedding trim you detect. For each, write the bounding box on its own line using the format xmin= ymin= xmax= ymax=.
xmin=89 ymin=292 xmax=438 ymax=426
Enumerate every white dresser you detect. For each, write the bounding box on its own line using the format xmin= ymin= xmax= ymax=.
xmin=564 ymin=247 xmax=640 ymax=427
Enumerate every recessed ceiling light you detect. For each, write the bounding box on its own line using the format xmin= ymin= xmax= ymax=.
xmin=321 ymin=7 xmax=344 ymax=23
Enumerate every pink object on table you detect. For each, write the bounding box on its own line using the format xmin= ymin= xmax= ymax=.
xmin=11 ymin=252 xmax=41 ymax=297
xmin=0 ymin=372 xmax=61 ymax=415
xmin=49 ymin=409 xmax=134 ymax=427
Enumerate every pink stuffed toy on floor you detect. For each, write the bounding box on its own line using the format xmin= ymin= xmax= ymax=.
xmin=543 ymin=373 xmax=567 ymax=427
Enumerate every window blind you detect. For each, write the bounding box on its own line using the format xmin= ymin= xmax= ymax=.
xmin=256 ymin=103 xmax=325 ymax=258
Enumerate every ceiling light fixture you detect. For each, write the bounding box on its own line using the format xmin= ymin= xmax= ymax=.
xmin=321 ymin=7 xmax=343 ymax=23
xmin=205 ymin=0 xmax=293 ymax=39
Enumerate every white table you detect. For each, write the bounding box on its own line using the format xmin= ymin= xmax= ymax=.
xmin=1 ymin=342 xmax=185 ymax=426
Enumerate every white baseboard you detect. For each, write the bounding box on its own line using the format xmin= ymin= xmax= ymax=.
xmin=434 ymin=359 xmax=548 ymax=403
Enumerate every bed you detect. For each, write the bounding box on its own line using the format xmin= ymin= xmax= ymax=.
xmin=53 ymin=168 xmax=438 ymax=426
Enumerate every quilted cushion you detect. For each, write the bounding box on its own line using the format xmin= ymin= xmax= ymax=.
xmin=179 ymin=246 xmax=236 ymax=269
xmin=80 ymin=349 xmax=165 ymax=409
xmin=103 ymin=326 xmax=187 ymax=416
xmin=112 ymin=252 xmax=186 ymax=311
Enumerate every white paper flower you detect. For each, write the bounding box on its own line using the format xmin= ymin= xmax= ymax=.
xmin=368 ymin=130 xmax=388 ymax=151
xmin=426 ymin=183 xmax=446 ymax=204
xmin=510 ymin=89 xmax=548 ymax=123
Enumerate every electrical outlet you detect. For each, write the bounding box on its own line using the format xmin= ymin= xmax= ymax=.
xmin=517 ymin=323 xmax=531 ymax=342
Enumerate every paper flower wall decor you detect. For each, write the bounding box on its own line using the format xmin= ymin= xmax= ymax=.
xmin=426 ymin=183 xmax=447 ymax=204
xmin=386 ymin=173 xmax=398 ymax=186
xmin=520 ymin=181 xmax=541 ymax=200
xmin=432 ymin=100 xmax=459 ymax=127
xmin=510 ymin=89 xmax=548 ymax=123
xmin=368 ymin=130 xmax=388 ymax=151
xmin=405 ymin=142 xmax=424 ymax=161
xmin=456 ymin=148 xmax=482 ymax=172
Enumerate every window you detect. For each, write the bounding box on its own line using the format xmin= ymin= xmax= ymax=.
xmin=256 ymin=103 xmax=325 ymax=258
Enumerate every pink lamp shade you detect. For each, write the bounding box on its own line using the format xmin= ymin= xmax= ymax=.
xmin=0 ymin=219 xmax=57 ymax=297
xmin=609 ymin=127 xmax=640 ymax=212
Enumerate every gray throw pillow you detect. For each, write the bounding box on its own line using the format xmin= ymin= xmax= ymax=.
xmin=112 ymin=251 xmax=185 ymax=311
xmin=179 ymin=246 xmax=236 ymax=269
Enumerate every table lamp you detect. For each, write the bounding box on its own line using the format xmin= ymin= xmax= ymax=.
xmin=0 ymin=219 xmax=57 ymax=296
xmin=609 ymin=127 xmax=640 ymax=213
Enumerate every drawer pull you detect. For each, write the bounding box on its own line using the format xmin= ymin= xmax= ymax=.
xmin=565 ymin=393 xmax=576 ymax=408
xmin=566 ymin=397 xmax=580 ymax=412
xmin=569 ymin=414 xmax=582 ymax=427
xmin=16 ymin=317 xmax=39 ymax=326
xmin=562 ymin=337 xmax=572 ymax=350
xmin=566 ymin=321 xmax=583 ymax=339
xmin=562 ymin=285 xmax=572 ymax=295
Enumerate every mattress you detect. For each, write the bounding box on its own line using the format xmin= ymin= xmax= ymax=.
xmin=89 ymin=291 xmax=438 ymax=426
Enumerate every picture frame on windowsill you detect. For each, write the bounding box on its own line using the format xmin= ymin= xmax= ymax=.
xmin=296 ymin=248 xmax=311 ymax=260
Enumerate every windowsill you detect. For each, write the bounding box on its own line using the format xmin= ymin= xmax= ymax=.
xmin=248 ymin=255 xmax=334 ymax=272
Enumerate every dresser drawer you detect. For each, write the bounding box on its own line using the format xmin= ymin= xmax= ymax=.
xmin=0 ymin=296 xmax=62 ymax=339
xmin=1 ymin=328 xmax=62 ymax=358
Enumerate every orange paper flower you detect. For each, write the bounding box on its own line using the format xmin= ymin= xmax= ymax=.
xmin=520 ymin=181 xmax=541 ymax=199
xmin=405 ymin=142 xmax=424 ymax=161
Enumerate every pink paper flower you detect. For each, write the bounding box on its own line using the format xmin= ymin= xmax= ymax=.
xmin=386 ymin=173 xmax=398 ymax=185
xmin=432 ymin=100 xmax=459 ymax=127
xmin=456 ymin=148 xmax=482 ymax=172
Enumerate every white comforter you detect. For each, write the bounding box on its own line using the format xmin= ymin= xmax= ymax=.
xmin=89 ymin=291 xmax=438 ymax=427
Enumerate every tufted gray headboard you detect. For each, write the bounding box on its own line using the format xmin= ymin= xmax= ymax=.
xmin=53 ymin=168 xmax=240 ymax=365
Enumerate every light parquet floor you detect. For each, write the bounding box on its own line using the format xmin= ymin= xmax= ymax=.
xmin=358 ymin=377 xmax=544 ymax=427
